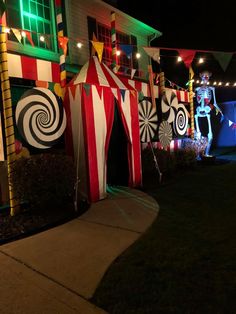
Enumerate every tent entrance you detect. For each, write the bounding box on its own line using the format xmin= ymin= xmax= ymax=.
xmin=107 ymin=100 xmax=129 ymax=187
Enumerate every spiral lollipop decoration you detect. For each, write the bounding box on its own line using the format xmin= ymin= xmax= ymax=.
xmin=161 ymin=90 xmax=178 ymax=123
xmin=15 ymin=87 xmax=67 ymax=149
xmin=158 ymin=121 xmax=173 ymax=149
xmin=138 ymin=99 xmax=158 ymax=142
xmin=173 ymin=104 xmax=189 ymax=136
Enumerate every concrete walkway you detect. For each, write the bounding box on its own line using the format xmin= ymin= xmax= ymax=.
xmin=0 ymin=187 xmax=159 ymax=313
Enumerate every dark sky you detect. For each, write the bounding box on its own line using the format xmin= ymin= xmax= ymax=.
xmin=116 ymin=0 xmax=236 ymax=51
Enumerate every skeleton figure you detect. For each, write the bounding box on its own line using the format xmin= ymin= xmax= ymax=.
xmin=195 ymin=71 xmax=222 ymax=156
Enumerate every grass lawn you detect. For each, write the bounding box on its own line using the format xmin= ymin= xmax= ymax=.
xmin=91 ymin=161 xmax=236 ymax=313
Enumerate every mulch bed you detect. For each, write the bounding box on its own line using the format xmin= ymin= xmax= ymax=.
xmin=0 ymin=201 xmax=89 ymax=245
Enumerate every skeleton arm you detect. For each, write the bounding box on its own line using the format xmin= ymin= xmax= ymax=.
xmin=210 ymin=86 xmax=223 ymax=114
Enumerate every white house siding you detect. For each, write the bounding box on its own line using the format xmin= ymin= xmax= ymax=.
xmin=65 ymin=0 xmax=161 ymax=79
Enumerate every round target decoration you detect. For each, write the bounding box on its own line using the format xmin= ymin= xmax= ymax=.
xmin=158 ymin=121 xmax=173 ymax=149
xmin=15 ymin=87 xmax=67 ymax=149
xmin=161 ymin=90 xmax=178 ymax=123
xmin=138 ymin=99 xmax=158 ymax=143
xmin=173 ymin=104 xmax=189 ymax=136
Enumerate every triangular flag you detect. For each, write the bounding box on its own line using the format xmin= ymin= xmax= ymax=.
xmin=177 ymin=49 xmax=196 ymax=68
xmin=229 ymin=120 xmax=233 ymax=127
xmin=142 ymin=47 xmax=160 ymax=63
xmin=58 ymin=36 xmax=68 ymax=56
xmin=69 ymin=85 xmax=77 ymax=100
xmin=24 ymin=30 xmax=34 ymax=47
xmin=212 ymin=52 xmax=233 ymax=72
xmin=91 ymin=40 xmax=104 ymax=62
xmin=120 ymin=44 xmax=133 ymax=58
xmin=91 ymin=33 xmax=98 ymax=56
xmin=131 ymin=68 xmax=136 ymax=79
xmin=120 ymin=89 xmax=126 ymax=102
xmin=11 ymin=28 xmax=22 ymax=43
xmin=95 ymin=85 xmax=103 ymax=99
xmin=83 ymin=83 xmax=91 ymax=96
xmin=0 ymin=0 xmax=6 ymax=17
xmin=111 ymin=88 xmax=118 ymax=100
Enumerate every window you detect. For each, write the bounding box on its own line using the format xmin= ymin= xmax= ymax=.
xmin=6 ymin=0 xmax=56 ymax=51
xmin=97 ymin=23 xmax=132 ymax=73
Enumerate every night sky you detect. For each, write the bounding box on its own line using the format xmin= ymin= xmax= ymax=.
xmin=115 ymin=0 xmax=236 ymax=102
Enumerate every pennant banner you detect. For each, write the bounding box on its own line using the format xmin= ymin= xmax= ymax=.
xmin=212 ymin=52 xmax=233 ymax=72
xmin=91 ymin=40 xmax=104 ymax=63
xmin=24 ymin=30 xmax=34 ymax=47
xmin=120 ymin=44 xmax=133 ymax=58
xmin=58 ymin=36 xmax=68 ymax=56
xmin=177 ymin=49 xmax=196 ymax=68
xmin=11 ymin=28 xmax=22 ymax=43
xmin=131 ymin=68 xmax=136 ymax=79
xmin=143 ymin=47 xmax=160 ymax=63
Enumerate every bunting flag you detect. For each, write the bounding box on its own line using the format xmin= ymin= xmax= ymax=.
xmin=143 ymin=47 xmax=160 ymax=63
xmin=212 ymin=51 xmax=233 ymax=71
xmin=11 ymin=28 xmax=22 ymax=43
xmin=177 ymin=49 xmax=196 ymax=68
xmin=58 ymin=36 xmax=68 ymax=56
xmin=91 ymin=32 xmax=98 ymax=56
xmin=131 ymin=68 xmax=136 ymax=79
xmin=120 ymin=44 xmax=133 ymax=58
xmin=91 ymin=40 xmax=104 ymax=62
xmin=229 ymin=120 xmax=233 ymax=127
xmin=24 ymin=30 xmax=34 ymax=47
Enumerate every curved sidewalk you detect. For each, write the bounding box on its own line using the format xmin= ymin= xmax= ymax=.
xmin=0 ymin=187 xmax=159 ymax=313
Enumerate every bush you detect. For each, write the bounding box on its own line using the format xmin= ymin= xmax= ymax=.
xmin=11 ymin=153 xmax=76 ymax=212
xmin=141 ymin=147 xmax=197 ymax=185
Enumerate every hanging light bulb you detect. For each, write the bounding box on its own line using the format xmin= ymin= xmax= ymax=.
xmin=77 ymin=42 xmax=82 ymax=48
xmin=218 ymin=82 xmax=222 ymax=86
xmin=213 ymin=81 xmax=217 ymax=85
xmin=177 ymin=56 xmax=182 ymax=62
xmin=225 ymin=82 xmax=230 ymax=86
xmin=199 ymin=57 xmax=204 ymax=64
xmin=136 ymin=52 xmax=141 ymax=59
xmin=116 ymin=50 xmax=121 ymax=56
xmin=21 ymin=31 xmax=26 ymax=37
xmin=40 ymin=35 xmax=45 ymax=42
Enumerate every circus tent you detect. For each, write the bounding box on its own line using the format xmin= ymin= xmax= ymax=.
xmin=64 ymin=56 xmax=142 ymax=202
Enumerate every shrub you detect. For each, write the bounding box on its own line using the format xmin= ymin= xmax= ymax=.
xmin=11 ymin=153 xmax=76 ymax=212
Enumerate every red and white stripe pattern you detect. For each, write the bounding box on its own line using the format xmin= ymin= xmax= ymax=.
xmin=66 ymin=56 xmax=141 ymax=202
xmin=120 ymin=77 xmax=190 ymax=103
xmin=72 ymin=56 xmax=133 ymax=89
xmin=7 ymin=53 xmax=60 ymax=83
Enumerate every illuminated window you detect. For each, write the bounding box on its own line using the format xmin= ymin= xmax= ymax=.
xmin=6 ymin=0 xmax=56 ymax=51
xmin=97 ymin=23 xmax=132 ymax=73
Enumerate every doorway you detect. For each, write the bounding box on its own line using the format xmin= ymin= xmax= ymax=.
xmin=107 ymin=101 xmax=129 ymax=187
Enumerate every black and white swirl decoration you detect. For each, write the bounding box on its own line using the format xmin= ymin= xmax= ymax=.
xmin=158 ymin=121 xmax=173 ymax=149
xmin=15 ymin=87 xmax=67 ymax=149
xmin=161 ymin=90 xmax=178 ymax=123
xmin=173 ymin=104 xmax=188 ymax=136
xmin=138 ymin=99 xmax=158 ymax=143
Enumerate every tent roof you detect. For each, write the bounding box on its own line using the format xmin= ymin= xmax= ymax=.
xmin=68 ymin=56 xmax=134 ymax=90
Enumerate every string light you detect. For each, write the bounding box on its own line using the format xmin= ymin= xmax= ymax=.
xmin=136 ymin=52 xmax=141 ymax=59
xmin=39 ymin=35 xmax=45 ymax=42
xmin=116 ymin=50 xmax=121 ymax=56
xmin=177 ymin=56 xmax=182 ymax=62
xmin=199 ymin=57 xmax=204 ymax=64
xmin=76 ymin=42 xmax=82 ymax=48
xmin=21 ymin=31 xmax=26 ymax=37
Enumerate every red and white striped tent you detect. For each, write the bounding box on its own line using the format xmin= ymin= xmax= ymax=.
xmin=64 ymin=56 xmax=142 ymax=202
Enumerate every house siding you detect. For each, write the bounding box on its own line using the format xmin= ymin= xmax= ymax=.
xmin=65 ymin=0 xmax=160 ymax=79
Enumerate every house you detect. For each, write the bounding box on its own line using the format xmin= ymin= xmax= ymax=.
xmin=0 ymin=0 xmax=163 ymax=206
